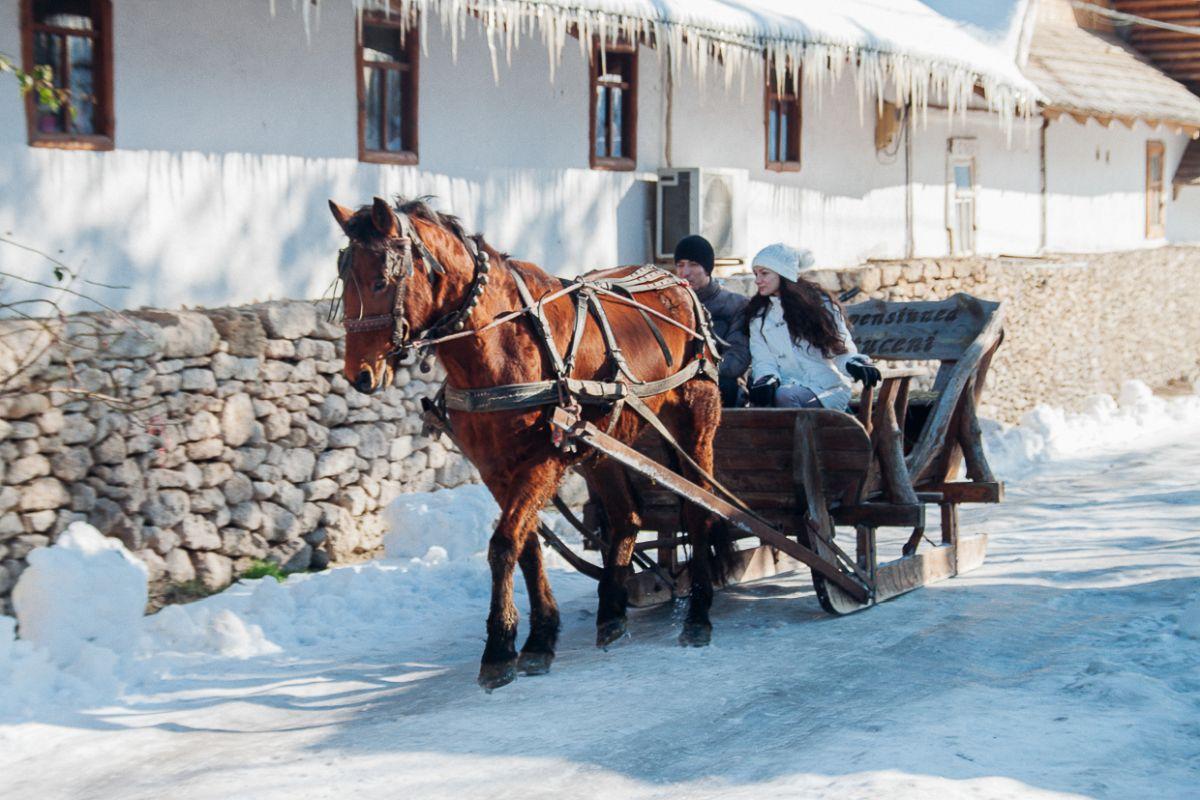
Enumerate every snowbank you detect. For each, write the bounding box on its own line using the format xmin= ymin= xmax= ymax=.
xmin=984 ymin=380 xmax=1200 ymax=479
xmin=382 ymin=483 xmax=499 ymax=560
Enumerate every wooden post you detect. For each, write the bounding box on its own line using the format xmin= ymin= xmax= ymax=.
xmin=958 ymin=379 xmax=995 ymax=483
xmin=941 ymin=502 xmax=958 ymax=547
xmin=855 ymin=524 xmax=876 ymax=579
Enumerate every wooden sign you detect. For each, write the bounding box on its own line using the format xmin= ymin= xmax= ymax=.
xmin=845 ymin=293 xmax=1000 ymax=361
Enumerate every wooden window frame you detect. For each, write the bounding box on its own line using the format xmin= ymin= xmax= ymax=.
xmin=356 ymin=11 xmax=419 ymax=166
xmin=20 ymin=0 xmax=115 ymax=151
xmin=1146 ymin=140 xmax=1166 ymax=238
xmin=589 ymin=41 xmax=637 ymax=171
xmin=947 ymin=138 xmax=978 ymax=256
xmin=764 ymin=60 xmax=801 ymax=172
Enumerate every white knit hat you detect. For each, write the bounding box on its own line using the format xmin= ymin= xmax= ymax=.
xmin=751 ymin=243 xmax=815 ymax=284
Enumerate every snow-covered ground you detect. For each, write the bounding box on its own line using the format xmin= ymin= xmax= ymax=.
xmin=1 ymin=381 xmax=1199 ymax=799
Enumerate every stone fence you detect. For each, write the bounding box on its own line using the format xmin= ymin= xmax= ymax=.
xmin=2 ymin=245 xmax=1199 ymax=612
xmin=0 ymin=301 xmax=476 ymax=613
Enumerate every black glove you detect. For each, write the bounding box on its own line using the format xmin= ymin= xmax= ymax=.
xmin=748 ymin=374 xmax=780 ymax=407
xmin=845 ymin=359 xmax=881 ymax=388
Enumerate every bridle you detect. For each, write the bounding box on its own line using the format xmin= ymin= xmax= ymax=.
xmin=339 ymin=211 xmax=493 ymax=362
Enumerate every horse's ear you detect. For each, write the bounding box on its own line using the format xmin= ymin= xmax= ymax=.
xmin=328 ymin=200 xmax=354 ymax=234
xmin=371 ymin=197 xmax=399 ymax=237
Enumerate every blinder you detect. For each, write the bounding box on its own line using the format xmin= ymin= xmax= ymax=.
xmin=337 ymin=208 xmax=491 ymax=359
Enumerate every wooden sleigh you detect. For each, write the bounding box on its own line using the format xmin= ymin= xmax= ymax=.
xmin=546 ymin=292 xmax=1005 ymax=615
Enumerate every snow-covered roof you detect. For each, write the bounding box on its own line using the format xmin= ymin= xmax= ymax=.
xmin=320 ymin=0 xmax=1040 ymax=125
xmin=1023 ymin=4 xmax=1200 ymax=131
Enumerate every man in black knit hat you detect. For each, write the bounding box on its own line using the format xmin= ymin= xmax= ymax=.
xmin=673 ymin=235 xmax=749 ymax=406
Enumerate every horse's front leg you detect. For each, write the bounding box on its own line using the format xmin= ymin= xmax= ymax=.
xmin=479 ymin=459 xmax=565 ymax=691
xmin=515 ymin=530 xmax=559 ymax=676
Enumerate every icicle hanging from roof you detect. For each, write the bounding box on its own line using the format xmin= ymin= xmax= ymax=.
xmin=330 ymin=0 xmax=1038 ymax=134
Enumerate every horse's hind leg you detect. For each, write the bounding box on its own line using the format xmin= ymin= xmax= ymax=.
xmin=516 ymin=527 xmax=560 ymax=676
xmin=582 ymin=461 xmax=641 ymax=648
xmin=480 ymin=459 xmax=565 ymax=691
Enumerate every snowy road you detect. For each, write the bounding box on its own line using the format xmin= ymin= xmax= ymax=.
xmin=2 ymin=398 xmax=1200 ymax=799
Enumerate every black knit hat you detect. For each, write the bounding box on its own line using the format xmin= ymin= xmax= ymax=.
xmin=673 ymin=235 xmax=715 ymax=275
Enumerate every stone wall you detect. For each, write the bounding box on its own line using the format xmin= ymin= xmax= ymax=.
xmin=0 ymin=301 xmax=477 ymax=613
xmin=727 ymin=245 xmax=1200 ymax=422
xmin=3 ymin=245 xmax=1199 ymax=612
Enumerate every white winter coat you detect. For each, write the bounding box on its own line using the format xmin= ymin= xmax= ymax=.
xmin=748 ymin=296 xmax=866 ymax=410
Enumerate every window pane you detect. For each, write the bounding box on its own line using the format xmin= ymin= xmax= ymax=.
xmin=68 ymin=34 xmax=95 ymax=134
xmin=34 ymin=0 xmax=93 ymax=29
xmin=1150 ymin=154 xmax=1163 ymax=183
xmin=594 ymin=84 xmax=607 ymax=158
xmin=768 ymin=104 xmax=778 ymax=162
xmin=32 ymin=32 xmax=66 ymax=133
xmin=779 ymin=106 xmax=788 ymax=161
xmin=954 ymin=163 xmax=973 ymax=191
xmin=385 ymin=69 xmax=404 ymax=152
xmin=364 ymin=67 xmax=383 ymax=151
xmin=784 ymin=103 xmax=799 ymax=161
xmin=611 ymin=87 xmax=623 ymax=158
xmin=363 ymin=24 xmax=404 ymax=63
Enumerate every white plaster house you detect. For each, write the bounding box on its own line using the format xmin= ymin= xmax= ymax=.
xmin=0 ymin=0 xmax=1197 ymax=312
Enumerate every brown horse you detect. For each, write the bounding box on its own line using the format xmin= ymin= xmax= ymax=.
xmin=328 ymin=196 xmax=734 ymax=690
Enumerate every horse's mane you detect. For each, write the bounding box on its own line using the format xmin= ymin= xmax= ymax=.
xmin=342 ymin=195 xmax=507 ymax=264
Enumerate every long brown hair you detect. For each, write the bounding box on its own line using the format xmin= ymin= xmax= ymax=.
xmin=743 ymin=274 xmax=848 ymax=359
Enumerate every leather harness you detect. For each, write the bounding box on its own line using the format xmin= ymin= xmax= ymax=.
xmin=338 ymin=211 xmax=722 ymax=425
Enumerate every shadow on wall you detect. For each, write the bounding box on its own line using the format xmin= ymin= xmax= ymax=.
xmin=0 ymin=149 xmax=648 ymax=313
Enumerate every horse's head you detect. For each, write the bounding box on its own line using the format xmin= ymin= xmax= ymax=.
xmin=329 ymin=196 xmax=481 ymax=394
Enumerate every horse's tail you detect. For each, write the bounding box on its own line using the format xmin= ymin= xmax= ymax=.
xmin=708 ymin=517 xmax=740 ymax=586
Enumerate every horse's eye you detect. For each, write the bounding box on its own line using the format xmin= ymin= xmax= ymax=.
xmin=373 ymin=279 xmax=388 ymax=293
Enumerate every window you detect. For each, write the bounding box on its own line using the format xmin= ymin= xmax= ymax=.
xmin=765 ymin=61 xmax=801 ymax=171
xmin=590 ymin=43 xmax=636 ymax=170
xmin=357 ymin=13 xmax=419 ymax=164
xmin=947 ymin=138 xmax=977 ymax=255
xmin=1147 ymin=140 xmax=1165 ymax=238
xmin=20 ymin=0 xmax=113 ymax=149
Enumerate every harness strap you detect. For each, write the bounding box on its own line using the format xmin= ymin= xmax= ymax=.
xmin=511 ymin=267 xmax=568 ymax=380
xmin=562 ymin=284 xmax=590 ymax=377
xmin=443 ymin=357 xmax=710 ymax=413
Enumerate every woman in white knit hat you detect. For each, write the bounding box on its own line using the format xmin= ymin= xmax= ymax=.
xmin=743 ymin=243 xmax=880 ymax=409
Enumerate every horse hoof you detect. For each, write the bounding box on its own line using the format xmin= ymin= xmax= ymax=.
xmin=477 ymin=660 xmax=518 ymax=692
xmin=678 ymin=622 xmax=712 ymax=647
xmin=596 ymin=618 xmax=628 ymax=649
xmin=517 ymin=651 xmax=554 ymax=676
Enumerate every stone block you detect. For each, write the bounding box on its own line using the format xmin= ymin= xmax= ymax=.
xmin=221 ymin=528 xmax=269 ymax=559
xmin=185 ymin=439 xmax=224 ymax=461
xmin=179 ymin=515 xmax=221 ymax=550
xmin=222 ymin=472 xmax=254 ymax=505
xmin=181 ymin=369 xmax=217 ymax=393
xmin=92 ymin=434 xmax=127 ymax=465
xmin=18 ymin=477 xmax=69 ymax=511
xmin=1 ymin=393 xmax=49 ymax=419
xmin=230 ymin=501 xmax=263 ymax=531
xmin=142 ymin=489 xmax=189 ymax=528
xmin=279 ymin=448 xmax=316 ymax=483
xmin=202 ymin=308 xmax=267 ymax=357
xmin=133 ymin=309 xmax=219 ymax=358
xmin=190 ymin=551 xmax=232 ymax=592
xmin=164 ymin=548 xmax=196 ymax=583
xmin=50 ymin=448 xmax=92 ymax=483
xmin=146 ymin=526 xmax=181 ymax=556
xmin=221 ymin=394 xmax=255 ymax=447
xmin=8 ymin=454 xmax=51 ymax=485
xmin=255 ymin=302 xmax=317 ymax=340
xmin=315 ymin=448 xmax=357 ymax=480
xmin=302 ymin=479 xmax=338 ymax=502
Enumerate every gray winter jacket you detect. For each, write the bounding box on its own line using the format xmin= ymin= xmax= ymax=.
xmin=696 ymin=280 xmax=750 ymax=381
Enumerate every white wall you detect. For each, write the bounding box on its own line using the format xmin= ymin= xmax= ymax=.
xmin=1044 ymin=116 xmax=1192 ymax=252
xmin=1 ymin=0 xmax=1197 ymax=313
xmin=910 ymin=110 xmax=1043 ymax=257
xmin=0 ymin=0 xmax=658 ymax=311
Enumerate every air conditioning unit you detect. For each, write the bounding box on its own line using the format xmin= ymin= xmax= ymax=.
xmin=655 ymin=168 xmax=747 ymax=264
